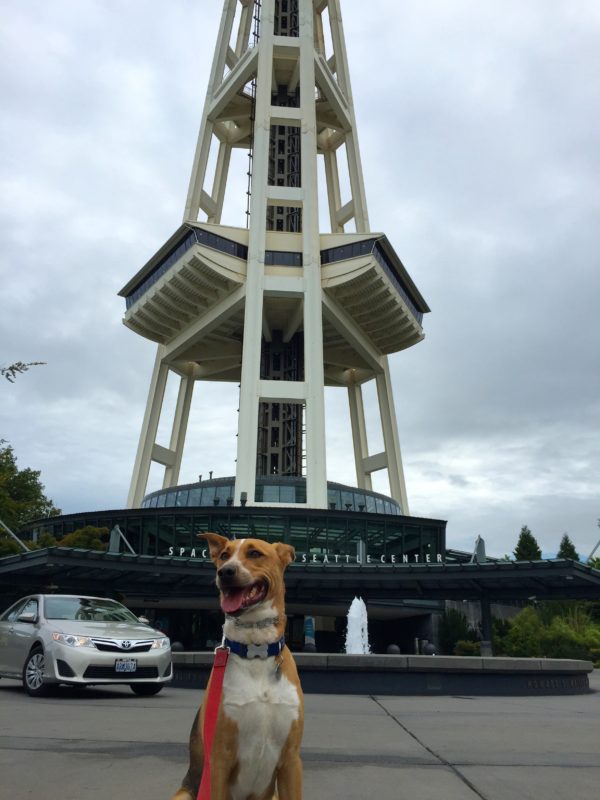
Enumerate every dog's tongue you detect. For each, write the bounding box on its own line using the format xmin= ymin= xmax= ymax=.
xmin=221 ymin=587 xmax=247 ymax=614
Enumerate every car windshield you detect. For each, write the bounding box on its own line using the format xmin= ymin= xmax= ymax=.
xmin=45 ymin=597 xmax=140 ymax=623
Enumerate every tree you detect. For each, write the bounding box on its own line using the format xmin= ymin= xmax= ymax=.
xmin=1 ymin=361 xmax=46 ymax=383
xmin=513 ymin=525 xmax=542 ymax=560
xmin=0 ymin=443 xmax=60 ymax=534
xmin=557 ymin=533 xmax=579 ymax=561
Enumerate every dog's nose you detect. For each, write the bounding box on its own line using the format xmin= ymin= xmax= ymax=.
xmin=218 ymin=564 xmax=237 ymax=579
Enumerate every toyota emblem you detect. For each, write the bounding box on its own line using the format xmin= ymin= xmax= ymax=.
xmin=121 ymin=640 xmax=131 ymax=649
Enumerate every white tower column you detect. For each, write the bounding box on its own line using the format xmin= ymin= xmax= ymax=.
xmin=234 ymin=0 xmax=276 ymax=504
xmin=376 ymin=360 xmax=410 ymax=514
xmin=299 ymin=0 xmax=327 ymax=507
xmin=162 ymin=373 xmax=195 ymax=489
xmin=127 ymin=348 xmax=169 ymax=508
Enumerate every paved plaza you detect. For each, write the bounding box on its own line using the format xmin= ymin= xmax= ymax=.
xmin=0 ymin=671 xmax=598 ymax=800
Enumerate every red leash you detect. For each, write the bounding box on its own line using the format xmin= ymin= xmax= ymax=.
xmin=197 ymin=646 xmax=230 ymax=800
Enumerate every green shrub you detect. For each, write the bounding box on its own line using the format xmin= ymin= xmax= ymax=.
xmin=539 ymin=617 xmax=588 ymax=660
xmin=501 ymin=606 xmax=543 ymax=657
xmin=454 ymin=640 xmax=480 ymax=656
xmin=28 ymin=531 xmax=58 ymax=550
xmin=57 ymin=526 xmax=109 ymax=551
xmin=492 ymin=617 xmax=512 ymax=653
xmin=439 ymin=609 xmax=477 ymax=655
xmin=497 ymin=605 xmax=600 ymax=663
xmin=0 ymin=534 xmax=22 ymax=557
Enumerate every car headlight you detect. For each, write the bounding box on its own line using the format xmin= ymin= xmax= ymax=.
xmin=52 ymin=632 xmax=95 ymax=648
xmin=151 ymin=637 xmax=170 ymax=650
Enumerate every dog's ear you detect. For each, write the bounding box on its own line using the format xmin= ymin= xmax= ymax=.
xmin=199 ymin=532 xmax=230 ymax=562
xmin=273 ymin=542 xmax=295 ymax=569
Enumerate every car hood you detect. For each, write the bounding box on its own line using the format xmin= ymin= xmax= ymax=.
xmin=47 ymin=620 xmax=165 ymax=639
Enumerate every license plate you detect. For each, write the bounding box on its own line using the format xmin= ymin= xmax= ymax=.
xmin=115 ymin=658 xmax=137 ymax=673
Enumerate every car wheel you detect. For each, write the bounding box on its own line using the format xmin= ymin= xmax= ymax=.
xmin=23 ymin=648 xmax=50 ymax=697
xmin=130 ymin=683 xmax=163 ymax=696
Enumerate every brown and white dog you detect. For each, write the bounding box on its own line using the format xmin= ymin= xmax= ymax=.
xmin=171 ymin=533 xmax=303 ymax=800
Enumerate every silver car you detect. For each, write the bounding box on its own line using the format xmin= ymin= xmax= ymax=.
xmin=0 ymin=594 xmax=172 ymax=697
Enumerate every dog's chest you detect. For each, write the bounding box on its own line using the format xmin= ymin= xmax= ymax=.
xmin=222 ymin=656 xmax=299 ymax=800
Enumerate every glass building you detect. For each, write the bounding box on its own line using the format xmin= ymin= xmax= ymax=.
xmin=27 ymin=477 xmax=445 ymax=566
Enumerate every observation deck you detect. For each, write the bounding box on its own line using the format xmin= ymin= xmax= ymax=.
xmin=119 ymin=224 xmax=429 ymax=382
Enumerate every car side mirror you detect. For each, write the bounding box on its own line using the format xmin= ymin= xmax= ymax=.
xmin=17 ymin=612 xmax=37 ymax=624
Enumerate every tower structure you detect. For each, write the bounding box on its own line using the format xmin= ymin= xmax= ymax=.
xmin=120 ymin=0 xmax=429 ymax=512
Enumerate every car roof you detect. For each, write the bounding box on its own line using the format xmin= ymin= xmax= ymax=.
xmin=40 ymin=594 xmax=121 ymax=600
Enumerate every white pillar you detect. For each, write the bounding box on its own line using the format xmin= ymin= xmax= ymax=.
xmin=376 ymin=358 xmax=409 ymax=513
xmin=163 ymin=374 xmax=195 ymax=489
xmin=300 ymin=0 xmax=327 ymax=507
xmin=348 ymin=382 xmax=372 ymax=491
xmin=127 ymin=347 xmax=169 ymax=508
xmin=234 ymin=0 xmax=276 ymax=505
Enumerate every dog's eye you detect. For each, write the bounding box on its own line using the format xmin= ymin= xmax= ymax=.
xmin=219 ymin=551 xmax=230 ymax=560
xmin=248 ymin=549 xmax=263 ymax=559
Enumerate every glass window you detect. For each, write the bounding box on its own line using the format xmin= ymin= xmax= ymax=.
xmin=295 ymin=482 xmax=306 ymax=503
xmin=353 ymin=492 xmax=366 ymax=512
xmin=386 ymin=523 xmax=404 ymax=557
xmin=192 ymin=514 xmax=211 ymax=541
xmin=165 ymin=491 xmax=176 ymax=508
xmin=142 ymin=518 xmax=159 ymax=556
xmin=45 ymin=597 xmax=138 ymax=623
xmin=341 ymin=490 xmax=354 ymax=511
xmin=327 ymin=488 xmax=341 ymax=510
xmin=123 ymin=517 xmax=142 ymax=553
xmin=0 ymin=598 xmax=30 ymax=622
xmin=262 ymin=484 xmax=280 ymax=503
xmin=176 ymin=490 xmax=189 ymax=507
xmin=19 ymin=598 xmax=38 ymax=619
xmin=157 ymin=516 xmax=174 ymax=555
xmin=156 ymin=492 xmax=167 ymax=508
xmin=188 ymin=487 xmax=201 ymax=505
xmin=201 ymin=485 xmax=216 ymax=505
xmin=366 ymin=522 xmax=385 ymax=557
xmin=279 ymin=484 xmax=295 ymax=503
xmin=215 ymin=484 xmax=231 ymax=505
xmin=228 ymin=515 xmax=251 ymax=540
xmin=173 ymin=516 xmax=193 ymax=552
xmin=346 ymin=522 xmax=366 ymax=560
xmin=287 ymin=517 xmax=306 ymax=554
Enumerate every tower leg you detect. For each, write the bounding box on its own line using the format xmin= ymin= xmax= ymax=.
xmin=127 ymin=347 xmax=169 ymax=508
xmin=376 ymin=358 xmax=409 ymax=514
xmin=162 ymin=374 xmax=194 ymax=489
xmin=300 ymin=0 xmax=327 ymax=508
xmin=348 ymin=382 xmax=372 ymax=491
xmin=234 ymin=0 xmax=275 ymax=506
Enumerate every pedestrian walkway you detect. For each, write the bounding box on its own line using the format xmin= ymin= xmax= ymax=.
xmin=0 ymin=671 xmax=598 ymax=799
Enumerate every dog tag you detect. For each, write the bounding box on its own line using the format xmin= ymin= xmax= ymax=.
xmin=274 ymin=655 xmax=283 ymax=680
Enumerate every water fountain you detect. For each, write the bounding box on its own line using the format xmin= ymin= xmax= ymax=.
xmin=345 ymin=597 xmax=371 ymax=654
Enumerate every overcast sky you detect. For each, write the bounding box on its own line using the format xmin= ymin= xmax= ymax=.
xmin=1 ymin=0 xmax=599 ymax=559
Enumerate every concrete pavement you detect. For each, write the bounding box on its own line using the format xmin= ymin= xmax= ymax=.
xmin=0 ymin=671 xmax=598 ymax=799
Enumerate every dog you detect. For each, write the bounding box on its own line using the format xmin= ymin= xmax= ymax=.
xmin=171 ymin=532 xmax=304 ymax=800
